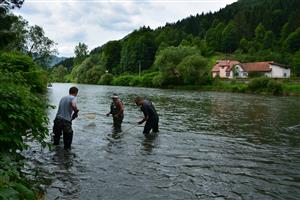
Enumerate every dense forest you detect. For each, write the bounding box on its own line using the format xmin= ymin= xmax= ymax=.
xmin=0 ymin=1 xmax=55 ymax=199
xmin=51 ymin=0 xmax=300 ymax=87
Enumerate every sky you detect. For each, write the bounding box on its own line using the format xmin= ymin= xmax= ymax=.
xmin=13 ymin=0 xmax=238 ymax=57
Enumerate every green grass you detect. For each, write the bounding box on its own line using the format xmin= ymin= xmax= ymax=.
xmin=283 ymin=83 xmax=300 ymax=95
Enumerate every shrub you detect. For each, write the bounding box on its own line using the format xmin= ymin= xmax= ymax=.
xmin=141 ymin=72 xmax=159 ymax=87
xmin=0 ymin=72 xmax=49 ymax=151
xmin=267 ymin=79 xmax=283 ymax=95
xmin=111 ymin=75 xmax=135 ymax=86
xmin=0 ymin=52 xmax=47 ymax=93
xmin=152 ymin=73 xmax=164 ymax=87
xmin=248 ymin=77 xmax=283 ymax=95
xmin=98 ymin=73 xmax=114 ymax=85
xmin=129 ymin=76 xmax=142 ymax=86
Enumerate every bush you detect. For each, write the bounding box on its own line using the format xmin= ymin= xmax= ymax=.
xmin=98 ymin=73 xmax=114 ymax=85
xmin=0 ymin=153 xmax=36 ymax=200
xmin=0 ymin=52 xmax=47 ymax=93
xmin=112 ymin=75 xmax=135 ymax=86
xmin=141 ymin=72 xmax=159 ymax=87
xmin=267 ymin=79 xmax=283 ymax=95
xmin=129 ymin=76 xmax=142 ymax=86
xmin=248 ymin=77 xmax=283 ymax=95
xmin=0 ymin=72 xmax=49 ymax=151
xmin=152 ymin=73 xmax=164 ymax=87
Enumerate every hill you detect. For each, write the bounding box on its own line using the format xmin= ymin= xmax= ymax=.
xmin=51 ymin=0 xmax=300 ymax=85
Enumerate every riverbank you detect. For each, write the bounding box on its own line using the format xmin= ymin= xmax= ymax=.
xmin=104 ymin=74 xmax=300 ymax=96
xmin=57 ymin=76 xmax=300 ymax=96
xmin=166 ymin=80 xmax=300 ymax=96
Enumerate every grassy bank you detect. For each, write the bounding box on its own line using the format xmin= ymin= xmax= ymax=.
xmin=107 ymin=73 xmax=300 ymax=96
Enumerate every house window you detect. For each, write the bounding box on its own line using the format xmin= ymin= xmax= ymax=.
xmin=284 ymin=73 xmax=287 ymax=77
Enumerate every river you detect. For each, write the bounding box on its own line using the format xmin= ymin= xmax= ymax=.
xmin=24 ymin=83 xmax=300 ymax=200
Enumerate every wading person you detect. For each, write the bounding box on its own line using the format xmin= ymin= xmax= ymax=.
xmin=106 ymin=94 xmax=124 ymax=133
xmin=134 ymin=97 xmax=159 ymax=138
xmin=53 ymin=87 xmax=79 ymax=150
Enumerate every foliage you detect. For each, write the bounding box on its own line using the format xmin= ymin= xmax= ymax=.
xmin=98 ymin=73 xmax=114 ymax=85
xmin=248 ymin=77 xmax=283 ymax=95
xmin=291 ymin=50 xmax=300 ymax=76
xmin=71 ymin=55 xmax=105 ymax=83
xmin=3 ymin=15 xmax=57 ymax=67
xmin=152 ymin=73 xmax=164 ymax=87
xmin=49 ymin=65 xmax=68 ymax=82
xmin=0 ymin=52 xmax=47 ymax=93
xmin=284 ymin=27 xmax=300 ymax=53
xmin=154 ymin=46 xmax=200 ymax=85
xmin=177 ymin=55 xmax=209 ymax=85
xmin=0 ymin=71 xmax=49 ymax=151
xmin=119 ymin=27 xmax=157 ymax=74
xmin=0 ymin=7 xmax=19 ymax=49
xmin=0 ymin=0 xmax=24 ymax=9
xmin=25 ymin=25 xmax=57 ymax=66
xmin=0 ymin=153 xmax=36 ymax=200
xmin=74 ymin=42 xmax=88 ymax=65
xmin=141 ymin=71 xmax=159 ymax=87
xmin=111 ymin=74 xmax=135 ymax=86
xmin=100 ymin=40 xmax=121 ymax=73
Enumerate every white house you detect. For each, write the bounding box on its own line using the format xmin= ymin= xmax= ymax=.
xmin=212 ymin=60 xmax=291 ymax=79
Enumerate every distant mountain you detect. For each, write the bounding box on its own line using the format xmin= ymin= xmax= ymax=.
xmin=53 ymin=57 xmax=74 ymax=71
xmin=48 ymin=55 xmax=68 ymax=67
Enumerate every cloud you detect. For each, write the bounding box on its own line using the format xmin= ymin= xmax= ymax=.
xmin=13 ymin=0 xmax=237 ymax=56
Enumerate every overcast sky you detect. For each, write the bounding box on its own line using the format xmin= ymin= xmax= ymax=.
xmin=13 ymin=0 xmax=237 ymax=57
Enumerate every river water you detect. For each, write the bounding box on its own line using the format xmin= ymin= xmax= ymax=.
xmin=24 ymin=83 xmax=300 ymax=200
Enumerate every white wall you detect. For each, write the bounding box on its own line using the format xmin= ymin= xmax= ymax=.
xmin=269 ymin=64 xmax=291 ymax=78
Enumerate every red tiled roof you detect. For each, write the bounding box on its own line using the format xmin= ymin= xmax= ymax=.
xmin=241 ymin=62 xmax=272 ymax=72
xmin=211 ymin=60 xmax=240 ymax=72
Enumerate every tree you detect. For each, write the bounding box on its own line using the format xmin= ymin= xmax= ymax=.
xmin=74 ymin=42 xmax=88 ymax=65
xmin=205 ymin=22 xmax=225 ymax=51
xmin=284 ymin=27 xmax=300 ymax=53
xmin=0 ymin=0 xmax=24 ymax=9
xmin=154 ymin=46 xmax=200 ymax=85
xmin=177 ymin=55 xmax=209 ymax=85
xmin=26 ymin=25 xmax=57 ymax=66
xmin=221 ymin=21 xmax=239 ymax=53
xmin=100 ymin=40 xmax=121 ymax=73
xmin=50 ymin=65 xmax=68 ymax=82
xmin=263 ymin=30 xmax=275 ymax=49
xmin=120 ymin=30 xmax=157 ymax=74
xmin=291 ymin=50 xmax=300 ymax=76
xmin=254 ymin=23 xmax=266 ymax=50
xmin=0 ymin=7 xmax=18 ymax=49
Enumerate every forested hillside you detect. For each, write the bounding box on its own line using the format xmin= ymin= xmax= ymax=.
xmin=51 ymin=0 xmax=300 ymax=86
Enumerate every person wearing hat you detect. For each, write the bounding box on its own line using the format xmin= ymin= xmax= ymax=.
xmin=106 ymin=94 xmax=124 ymax=133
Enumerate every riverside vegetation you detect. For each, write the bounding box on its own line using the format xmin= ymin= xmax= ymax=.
xmin=50 ymin=0 xmax=300 ymax=95
xmin=0 ymin=1 xmax=56 ymax=199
